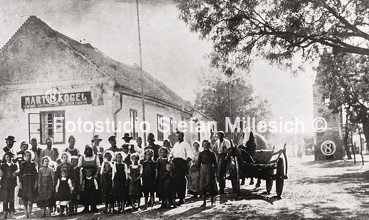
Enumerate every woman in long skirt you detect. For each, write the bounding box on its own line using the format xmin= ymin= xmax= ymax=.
xmin=18 ymin=150 xmax=38 ymax=219
xmin=199 ymin=140 xmax=218 ymax=207
xmin=187 ymin=141 xmax=200 ymax=198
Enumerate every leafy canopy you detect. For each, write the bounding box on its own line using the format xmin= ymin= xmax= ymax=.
xmin=175 ymin=0 xmax=369 ymax=73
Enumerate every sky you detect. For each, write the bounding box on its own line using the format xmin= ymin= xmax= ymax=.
xmin=0 ymin=0 xmax=315 ymax=134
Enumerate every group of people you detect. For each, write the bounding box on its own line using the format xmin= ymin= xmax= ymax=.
xmin=0 ymin=130 xmax=238 ymax=218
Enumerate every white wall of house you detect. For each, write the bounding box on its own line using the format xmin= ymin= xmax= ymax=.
xmin=0 ymin=80 xmax=214 ymax=153
xmin=0 ymin=78 xmax=114 ymax=153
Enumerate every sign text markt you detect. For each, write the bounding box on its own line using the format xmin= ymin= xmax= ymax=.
xmin=21 ymin=91 xmax=92 ymax=109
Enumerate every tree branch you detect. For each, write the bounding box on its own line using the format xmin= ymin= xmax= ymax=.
xmin=322 ymin=1 xmax=369 ymax=41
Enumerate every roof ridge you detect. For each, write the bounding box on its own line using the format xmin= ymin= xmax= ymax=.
xmin=1 ymin=16 xmax=204 ymax=117
xmin=1 ymin=16 xmax=114 ymax=80
xmin=0 ymin=16 xmax=39 ymax=52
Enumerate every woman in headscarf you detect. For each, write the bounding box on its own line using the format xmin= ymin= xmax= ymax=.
xmin=78 ymin=145 xmax=101 ymax=176
xmin=187 ymin=141 xmax=200 ymax=198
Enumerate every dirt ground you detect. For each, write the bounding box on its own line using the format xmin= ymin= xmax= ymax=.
xmin=12 ymin=155 xmax=369 ymax=219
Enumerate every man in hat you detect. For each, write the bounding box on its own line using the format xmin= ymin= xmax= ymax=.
xmin=106 ymin=136 xmax=122 ymax=153
xmin=91 ymin=135 xmax=104 ymax=155
xmin=1 ymin=136 xmax=16 ymax=162
xmin=30 ymin=138 xmax=42 ymax=166
xmin=169 ymin=131 xmax=193 ymax=205
xmin=145 ymin=133 xmax=161 ymax=161
xmin=92 ymin=135 xmax=104 ymax=164
xmin=212 ymin=131 xmax=231 ymax=194
xmin=122 ymin=133 xmax=135 ymax=154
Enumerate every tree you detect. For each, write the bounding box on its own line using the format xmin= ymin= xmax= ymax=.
xmin=194 ymin=71 xmax=272 ymax=136
xmin=316 ymin=50 xmax=369 ymax=157
xmin=175 ymin=0 xmax=369 ymax=73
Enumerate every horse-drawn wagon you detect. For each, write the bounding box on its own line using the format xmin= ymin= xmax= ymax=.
xmin=226 ymin=131 xmax=288 ymax=197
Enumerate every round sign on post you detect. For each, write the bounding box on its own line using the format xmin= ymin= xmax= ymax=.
xmin=321 ymin=140 xmax=336 ymax=156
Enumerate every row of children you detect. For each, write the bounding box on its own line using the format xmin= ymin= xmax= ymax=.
xmin=98 ymin=139 xmax=219 ymax=211
xmin=0 ymin=135 xmax=219 ymax=219
xmin=0 ymin=146 xmax=176 ymax=218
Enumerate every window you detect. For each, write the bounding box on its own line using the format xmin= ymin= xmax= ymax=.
xmin=29 ymin=113 xmax=40 ymax=143
xmin=29 ymin=111 xmax=65 ymax=144
xmin=157 ymin=114 xmax=164 ymax=141
xmin=130 ymin=109 xmax=138 ymax=139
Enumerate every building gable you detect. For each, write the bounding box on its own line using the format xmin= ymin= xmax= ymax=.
xmin=0 ymin=16 xmax=107 ymax=86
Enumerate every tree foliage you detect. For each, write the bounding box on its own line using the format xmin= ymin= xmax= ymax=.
xmin=194 ymin=71 xmax=272 ymax=133
xmin=316 ymin=50 xmax=369 ymax=152
xmin=175 ymin=0 xmax=369 ymax=73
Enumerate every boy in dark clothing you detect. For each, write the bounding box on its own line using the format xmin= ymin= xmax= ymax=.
xmin=160 ymin=162 xmax=176 ymax=209
xmin=70 ymin=156 xmax=80 ymax=215
xmin=80 ymin=167 xmax=99 ymax=213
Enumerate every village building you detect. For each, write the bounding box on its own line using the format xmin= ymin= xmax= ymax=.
xmin=0 ymin=16 xmax=215 ymax=151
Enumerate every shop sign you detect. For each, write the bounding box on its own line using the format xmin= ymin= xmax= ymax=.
xmin=21 ymin=91 xmax=92 ymax=109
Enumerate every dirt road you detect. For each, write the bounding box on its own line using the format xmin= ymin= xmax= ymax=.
xmin=16 ymin=155 xmax=369 ymax=219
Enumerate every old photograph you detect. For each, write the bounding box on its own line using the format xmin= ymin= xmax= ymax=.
xmin=0 ymin=0 xmax=368 ymax=219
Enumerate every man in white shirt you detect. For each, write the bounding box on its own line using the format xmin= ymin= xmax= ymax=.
xmin=134 ymin=137 xmax=144 ymax=156
xmin=170 ymin=131 xmax=193 ymax=205
xmin=212 ymin=131 xmax=231 ymax=194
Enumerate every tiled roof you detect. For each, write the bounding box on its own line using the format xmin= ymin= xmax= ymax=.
xmin=0 ymin=16 xmax=195 ymax=113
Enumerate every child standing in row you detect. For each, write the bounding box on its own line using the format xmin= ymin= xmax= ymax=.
xmin=37 ymin=156 xmax=55 ymax=218
xmin=70 ymin=156 xmax=80 ymax=215
xmin=18 ymin=150 xmax=38 ymax=219
xmin=80 ymin=167 xmax=99 ymax=212
xmin=160 ymin=162 xmax=176 ymax=209
xmin=141 ymin=149 xmax=156 ymax=210
xmin=101 ymin=150 xmax=115 ymax=213
xmin=0 ymin=152 xmax=18 ymax=219
xmin=114 ymin=152 xmax=128 ymax=213
xmin=55 ymin=152 xmax=74 ymax=183
xmin=55 ymin=152 xmax=74 ymax=216
xmin=128 ymin=153 xmax=142 ymax=212
xmin=55 ymin=169 xmax=74 ymax=216
xmin=156 ymin=147 xmax=169 ymax=204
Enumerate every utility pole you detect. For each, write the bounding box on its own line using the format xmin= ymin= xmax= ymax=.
xmin=136 ymin=0 xmax=146 ymax=146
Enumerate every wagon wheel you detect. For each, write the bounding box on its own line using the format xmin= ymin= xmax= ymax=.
xmin=265 ymin=169 xmax=273 ymax=194
xmin=229 ymin=155 xmax=240 ymax=195
xmin=276 ymin=158 xmax=284 ymax=197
